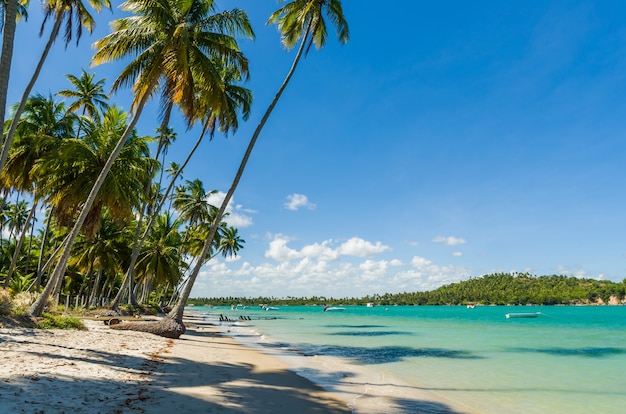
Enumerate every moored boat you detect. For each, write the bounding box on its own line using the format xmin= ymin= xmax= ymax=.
xmin=505 ymin=312 xmax=541 ymax=319
xmin=323 ymin=305 xmax=346 ymax=312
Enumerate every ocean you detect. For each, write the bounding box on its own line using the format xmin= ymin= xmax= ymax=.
xmin=192 ymin=305 xmax=626 ymax=413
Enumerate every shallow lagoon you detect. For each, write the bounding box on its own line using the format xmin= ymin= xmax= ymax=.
xmin=197 ymin=305 xmax=626 ymax=413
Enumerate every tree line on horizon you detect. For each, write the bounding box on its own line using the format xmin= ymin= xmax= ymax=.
xmin=0 ymin=0 xmax=350 ymax=338
xmin=188 ymin=273 xmax=626 ymax=307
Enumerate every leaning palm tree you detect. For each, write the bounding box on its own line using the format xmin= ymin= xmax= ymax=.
xmin=164 ymin=0 xmax=349 ymax=337
xmin=0 ymin=0 xmax=29 ymax=155
xmin=28 ymin=0 xmax=253 ymax=317
xmin=28 ymin=107 xmax=156 ymax=315
xmin=0 ymin=0 xmax=112 ymax=174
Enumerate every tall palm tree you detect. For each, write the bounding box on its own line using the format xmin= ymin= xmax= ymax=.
xmin=57 ymin=69 xmax=109 ymax=124
xmin=173 ymin=179 xmax=215 ymax=228
xmin=0 ymin=0 xmax=29 ymax=157
xmin=28 ymin=106 xmax=155 ymax=315
xmin=69 ymin=210 xmax=129 ymax=307
xmin=0 ymin=0 xmax=112 ymax=174
xmin=28 ymin=0 xmax=253 ymax=317
xmin=167 ymin=0 xmax=349 ymax=335
xmin=134 ymin=211 xmax=185 ymax=303
xmin=0 ymin=94 xmax=77 ymax=289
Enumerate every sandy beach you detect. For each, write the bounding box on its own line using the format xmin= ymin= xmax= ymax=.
xmin=0 ymin=317 xmax=351 ymax=414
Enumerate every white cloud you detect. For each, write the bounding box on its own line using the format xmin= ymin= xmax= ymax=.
xmin=452 ymin=251 xmax=462 ymax=257
xmin=337 ymin=237 xmax=391 ymax=257
xmin=206 ymin=192 xmax=254 ymax=228
xmin=284 ymin=194 xmax=316 ymax=211
xmin=433 ymin=236 xmax=466 ymax=246
xmin=264 ymin=235 xmax=390 ymax=263
xmin=192 ymin=237 xmax=470 ymax=299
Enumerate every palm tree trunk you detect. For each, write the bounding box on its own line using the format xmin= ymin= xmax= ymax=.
xmin=0 ymin=0 xmax=18 ymax=166
xmin=0 ymin=16 xmax=62 ymax=173
xmin=109 ymin=127 xmax=206 ymax=310
xmin=89 ymin=266 xmax=103 ymax=308
xmin=35 ymin=207 xmax=54 ymax=290
xmin=28 ymin=80 xmax=154 ymax=317
xmin=4 ymin=199 xmax=38 ymax=288
xmin=168 ymin=27 xmax=311 ymax=326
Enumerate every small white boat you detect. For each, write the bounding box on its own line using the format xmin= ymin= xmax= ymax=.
xmin=467 ymin=304 xmax=476 ymax=309
xmin=263 ymin=306 xmax=279 ymax=311
xmin=323 ymin=306 xmax=345 ymax=312
xmin=366 ymin=303 xmax=375 ymax=308
xmin=505 ymin=312 xmax=541 ymax=319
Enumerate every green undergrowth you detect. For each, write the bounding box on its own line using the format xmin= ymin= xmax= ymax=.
xmin=37 ymin=313 xmax=86 ymax=330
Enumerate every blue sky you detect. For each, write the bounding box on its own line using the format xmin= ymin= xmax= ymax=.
xmin=8 ymin=1 xmax=626 ymax=298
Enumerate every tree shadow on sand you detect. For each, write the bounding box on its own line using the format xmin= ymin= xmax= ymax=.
xmin=144 ymin=330 xmax=467 ymax=414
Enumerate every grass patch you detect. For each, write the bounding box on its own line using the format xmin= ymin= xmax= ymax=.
xmin=38 ymin=313 xmax=87 ymax=330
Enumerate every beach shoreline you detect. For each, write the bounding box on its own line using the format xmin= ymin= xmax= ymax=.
xmin=0 ymin=316 xmax=351 ymax=413
xmin=0 ymin=313 xmax=472 ymax=413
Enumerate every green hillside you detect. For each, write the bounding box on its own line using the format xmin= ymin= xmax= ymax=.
xmin=190 ymin=273 xmax=626 ymax=307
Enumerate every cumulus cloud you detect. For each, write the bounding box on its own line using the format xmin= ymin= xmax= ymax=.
xmin=432 ymin=236 xmax=466 ymax=246
xmin=264 ymin=235 xmax=390 ymax=262
xmin=194 ymin=249 xmax=470 ymax=298
xmin=338 ymin=237 xmax=391 ymax=257
xmin=452 ymin=251 xmax=462 ymax=257
xmin=284 ymin=194 xmax=316 ymax=211
xmin=207 ymin=191 xmax=254 ymax=228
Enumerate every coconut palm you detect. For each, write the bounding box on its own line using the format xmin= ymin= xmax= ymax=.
xmin=93 ymin=0 xmax=254 ymax=315
xmin=173 ymin=179 xmax=215 ymax=228
xmin=166 ymin=0 xmax=349 ymax=336
xmin=134 ymin=211 xmax=185 ymax=303
xmin=0 ymin=94 xmax=77 ymax=289
xmin=28 ymin=106 xmax=156 ymax=315
xmin=29 ymin=0 xmax=253 ymax=318
xmin=57 ymin=70 xmax=109 ymax=123
xmin=0 ymin=0 xmax=112 ymax=174
xmin=0 ymin=0 xmax=30 ymax=157
xmin=69 ymin=209 xmax=129 ymax=307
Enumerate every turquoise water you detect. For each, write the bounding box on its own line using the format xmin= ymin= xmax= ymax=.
xmin=194 ymin=305 xmax=626 ymax=413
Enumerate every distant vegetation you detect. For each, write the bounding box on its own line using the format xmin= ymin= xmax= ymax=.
xmin=189 ymin=273 xmax=626 ymax=307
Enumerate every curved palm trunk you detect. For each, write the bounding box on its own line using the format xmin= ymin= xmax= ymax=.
xmin=167 ymin=28 xmax=311 ymax=329
xmin=0 ymin=0 xmax=18 ymax=163
xmin=0 ymin=17 xmax=62 ymax=173
xmin=28 ymin=88 xmax=153 ymax=317
xmin=109 ymin=111 xmax=174 ymax=311
xmin=34 ymin=207 xmax=54 ymax=290
xmin=4 ymin=200 xmax=38 ymax=288
xmin=109 ymin=127 xmax=206 ymax=311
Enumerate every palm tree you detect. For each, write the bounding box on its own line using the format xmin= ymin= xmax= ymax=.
xmin=166 ymin=0 xmax=349 ymax=335
xmin=35 ymin=106 xmax=156 ymax=238
xmin=28 ymin=106 xmax=156 ymax=315
xmin=57 ymin=70 xmax=109 ymax=132
xmin=0 ymin=0 xmax=112 ymax=174
xmin=0 ymin=0 xmax=29 ymax=156
xmin=28 ymin=0 xmax=253 ymax=318
xmin=69 ymin=210 xmax=129 ymax=307
xmin=0 ymin=94 xmax=77 ymax=289
xmin=173 ymin=179 xmax=215 ymax=228
xmin=134 ymin=211 xmax=185 ymax=303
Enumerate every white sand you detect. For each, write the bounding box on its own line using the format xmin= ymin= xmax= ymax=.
xmin=0 ymin=318 xmax=350 ymax=413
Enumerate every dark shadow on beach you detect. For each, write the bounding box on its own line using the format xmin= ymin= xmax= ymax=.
xmin=144 ymin=329 xmax=468 ymax=414
xmin=325 ymin=324 xmax=387 ymax=329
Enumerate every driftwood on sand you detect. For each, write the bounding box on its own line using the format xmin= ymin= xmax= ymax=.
xmin=109 ymin=316 xmax=185 ymax=339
